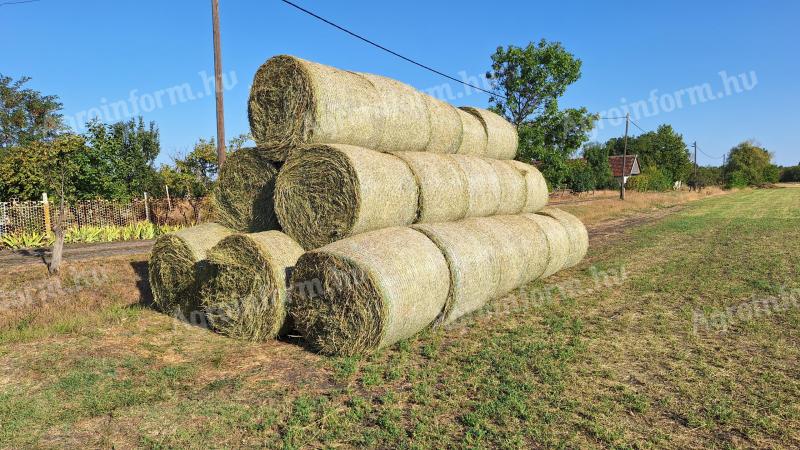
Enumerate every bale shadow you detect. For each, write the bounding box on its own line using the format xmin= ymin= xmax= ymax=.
xmin=130 ymin=260 xmax=154 ymax=308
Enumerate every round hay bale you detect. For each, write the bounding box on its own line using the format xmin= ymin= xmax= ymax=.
xmin=451 ymin=154 xmax=501 ymax=217
xmin=414 ymin=215 xmax=549 ymax=325
xmin=460 ymin=107 xmax=518 ymax=159
xmin=358 ymin=73 xmax=430 ymax=152
xmin=456 ymin=108 xmax=488 ymax=156
xmin=248 ymin=55 xmax=383 ymax=160
xmin=148 ymin=223 xmax=234 ymax=315
xmin=488 ymin=160 xmax=527 ymax=215
xmin=290 ymin=227 xmax=450 ymax=355
xmin=538 ymin=207 xmax=589 ymax=268
xmin=392 ymin=151 xmax=469 ymax=223
xmin=275 ymin=144 xmax=418 ymax=249
xmin=423 ymin=96 xmax=462 ymax=154
xmin=521 ymin=213 xmax=570 ymax=277
xmin=508 ymin=160 xmax=549 ymax=212
xmin=210 ymin=148 xmax=281 ymax=232
xmin=200 ymin=231 xmax=304 ymax=341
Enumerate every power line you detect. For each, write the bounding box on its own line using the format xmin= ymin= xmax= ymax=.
xmin=697 ymin=146 xmax=724 ymax=160
xmin=279 ymin=0 xmax=507 ymax=100
xmin=0 ymin=0 xmax=40 ymax=6
xmin=629 ymin=118 xmax=646 ymax=134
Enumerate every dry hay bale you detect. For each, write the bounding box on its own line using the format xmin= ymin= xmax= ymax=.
xmin=275 ymin=144 xmax=418 ymax=249
xmin=148 ymin=223 xmax=234 ymax=315
xmin=508 ymin=160 xmax=549 ymax=212
xmin=521 ymin=213 xmax=571 ymax=277
xmin=414 ymin=215 xmax=549 ymax=325
xmin=248 ymin=55 xmax=383 ymax=160
xmin=538 ymin=207 xmax=589 ymax=268
xmin=456 ymin=108 xmax=488 ymax=156
xmin=200 ymin=231 xmax=304 ymax=341
xmin=392 ymin=151 xmax=469 ymax=223
xmin=423 ymin=95 xmax=462 ymax=154
xmin=451 ymin=154 xmax=501 ymax=217
xmin=290 ymin=227 xmax=450 ymax=355
xmin=210 ymin=148 xmax=281 ymax=232
xmin=358 ymin=73 xmax=430 ymax=152
xmin=460 ymin=107 xmax=518 ymax=159
xmin=488 ymin=159 xmax=527 ymax=215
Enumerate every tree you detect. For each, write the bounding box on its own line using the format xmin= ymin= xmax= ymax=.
xmin=565 ymin=159 xmax=595 ymax=193
xmin=780 ymin=165 xmax=800 ymax=182
xmin=582 ymin=142 xmax=614 ymax=189
xmin=606 ymin=124 xmax=692 ymax=184
xmin=723 ymin=141 xmax=778 ymax=187
xmin=0 ymin=74 xmax=65 ymax=148
xmin=0 ymin=134 xmax=85 ymax=201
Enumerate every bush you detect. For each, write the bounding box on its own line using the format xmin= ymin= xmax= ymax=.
xmin=779 ymin=166 xmax=800 ymax=182
xmin=628 ymin=165 xmax=672 ymax=192
xmin=565 ymin=159 xmax=596 ymax=193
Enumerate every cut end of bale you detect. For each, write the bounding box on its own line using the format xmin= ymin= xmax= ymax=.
xmin=211 ymin=148 xmax=281 ymax=233
xmin=201 ymin=231 xmax=303 ymax=341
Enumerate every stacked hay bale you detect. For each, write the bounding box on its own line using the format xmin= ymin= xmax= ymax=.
xmin=148 ymin=55 xmax=590 ymax=356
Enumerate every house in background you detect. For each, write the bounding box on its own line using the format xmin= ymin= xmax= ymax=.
xmin=609 ymin=155 xmax=641 ymax=186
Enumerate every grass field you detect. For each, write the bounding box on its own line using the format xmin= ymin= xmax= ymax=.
xmin=1 ymin=188 xmax=798 ymax=448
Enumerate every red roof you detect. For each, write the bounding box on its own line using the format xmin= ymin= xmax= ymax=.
xmin=609 ymin=155 xmax=640 ymax=177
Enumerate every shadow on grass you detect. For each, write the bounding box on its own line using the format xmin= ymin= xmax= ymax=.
xmin=130 ymin=260 xmax=154 ymax=309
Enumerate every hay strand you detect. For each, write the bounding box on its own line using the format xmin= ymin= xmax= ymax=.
xmin=275 ymin=144 xmax=418 ymax=249
xmin=211 ymin=148 xmax=281 ymax=232
xmin=460 ymin=107 xmax=518 ymax=159
xmin=200 ymin=231 xmax=304 ymax=341
xmin=148 ymin=223 xmax=234 ymax=315
xmin=290 ymin=227 xmax=450 ymax=355
xmin=538 ymin=207 xmax=589 ymax=268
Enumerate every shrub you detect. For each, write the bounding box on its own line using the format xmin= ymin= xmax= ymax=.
xmin=780 ymin=166 xmax=800 ymax=182
xmin=565 ymin=159 xmax=596 ymax=193
xmin=628 ymin=165 xmax=672 ymax=192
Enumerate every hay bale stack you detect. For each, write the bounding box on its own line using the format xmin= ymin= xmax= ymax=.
xmin=521 ymin=213 xmax=571 ymax=277
xmin=290 ymin=227 xmax=450 ymax=355
xmin=538 ymin=207 xmax=589 ymax=269
xmin=451 ymin=154 xmax=502 ymax=217
xmin=392 ymin=151 xmax=469 ymax=223
xmin=274 ymin=144 xmax=418 ymax=249
xmin=200 ymin=231 xmax=304 ymax=341
xmin=247 ymin=55 xmax=517 ymax=160
xmin=460 ymin=107 xmax=518 ymax=159
xmin=413 ymin=215 xmax=548 ymax=325
xmin=508 ymin=160 xmax=549 ymax=212
xmin=211 ymin=148 xmax=281 ymax=232
xmin=489 ymin=160 xmax=528 ymax=215
xmin=148 ymin=223 xmax=234 ymax=315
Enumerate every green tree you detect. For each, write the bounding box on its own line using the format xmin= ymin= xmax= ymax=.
xmin=780 ymin=165 xmax=800 ymax=182
xmin=582 ymin=142 xmax=614 ymax=189
xmin=0 ymin=134 xmax=85 ymax=201
xmin=606 ymin=124 xmax=692 ymax=184
xmin=723 ymin=141 xmax=778 ymax=187
xmin=565 ymin=159 xmax=595 ymax=193
xmin=0 ymin=75 xmax=65 ymax=148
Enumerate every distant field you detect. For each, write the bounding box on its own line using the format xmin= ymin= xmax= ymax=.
xmin=1 ymin=188 xmax=798 ymax=448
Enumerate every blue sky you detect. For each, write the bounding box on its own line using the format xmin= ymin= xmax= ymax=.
xmin=2 ymin=0 xmax=798 ymax=166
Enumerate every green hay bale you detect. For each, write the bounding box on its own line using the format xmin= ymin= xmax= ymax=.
xmin=521 ymin=213 xmax=571 ymax=277
xmin=489 ymin=160 xmax=528 ymax=215
xmin=424 ymin=95 xmax=462 ymax=154
xmin=275 ymin=144 xmax=418 ymax=249
xmin=460 ymin=107 xmax=518 ymax=159
xmin=248 ymin=55 xmax=382 ymax=160
xmin=451 ymin=154 xmax=501 ymax=217
xmin=290 ymin=227 xmax=450 ymax=355
xmin=413 ymin=214 xmax=548 ymax=325
xmin=456 ymin=108 xmax=488 ymax=156
xmin=148 ymin=223 xmax=234 ymax=315
xmin=392 ymin=151 xmax=469 ymax=223
xmin=200 ymin=231 xmax=304 ymax=341
xmin=210 ymin=148 xmax=281 ymax=232
xmin=508 ymin=160 xmax=549 ymax=212
xmin=538 ymin=207 xmax=589 ymax=268
xmin=359 ymin=73 xmax=430 ymax=153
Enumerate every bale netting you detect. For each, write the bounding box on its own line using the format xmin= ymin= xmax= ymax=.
xmin=489 ymin=160 xmax=528 ymax=215
xmin=290 ymin=227 xmax=450 ymax=355
xmin=275 ymin=144 xmax=418 ymax=249
xmin=148 ymin=223 xmax=234 ymax=315
xmin=538 ymin=207 xmax=589 ymax=269
xmin=521 ymin=213 xmax=571 ymax=277
xmin=451 ymin=154 xmax=501 ymax=217
xmin=392 ymin=151 xmax=469 ymax=223
xmin=200 ymin=231 xmax=304 ymax=341
xmin=247 ymin=55 xmax=516 ymax=160
xmin=508 ymin=160 xmax=549 ymax=212
xmin=460 ymin=107 xmax=518 ymax=159
xmin=210 ymin=148 xmax=281 ymax=232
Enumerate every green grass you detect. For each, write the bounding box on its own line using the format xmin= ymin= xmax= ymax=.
xmin=0 ymin=188 xmax=798 ymax=448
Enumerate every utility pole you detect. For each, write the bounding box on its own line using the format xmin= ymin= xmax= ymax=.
xmin=693 ymin=141 xmax=698 ymax=182
xmin=211 ymin=0 xmax=226 ymax=167
xmin=620 ymin=112 xmax=630 ymax=200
